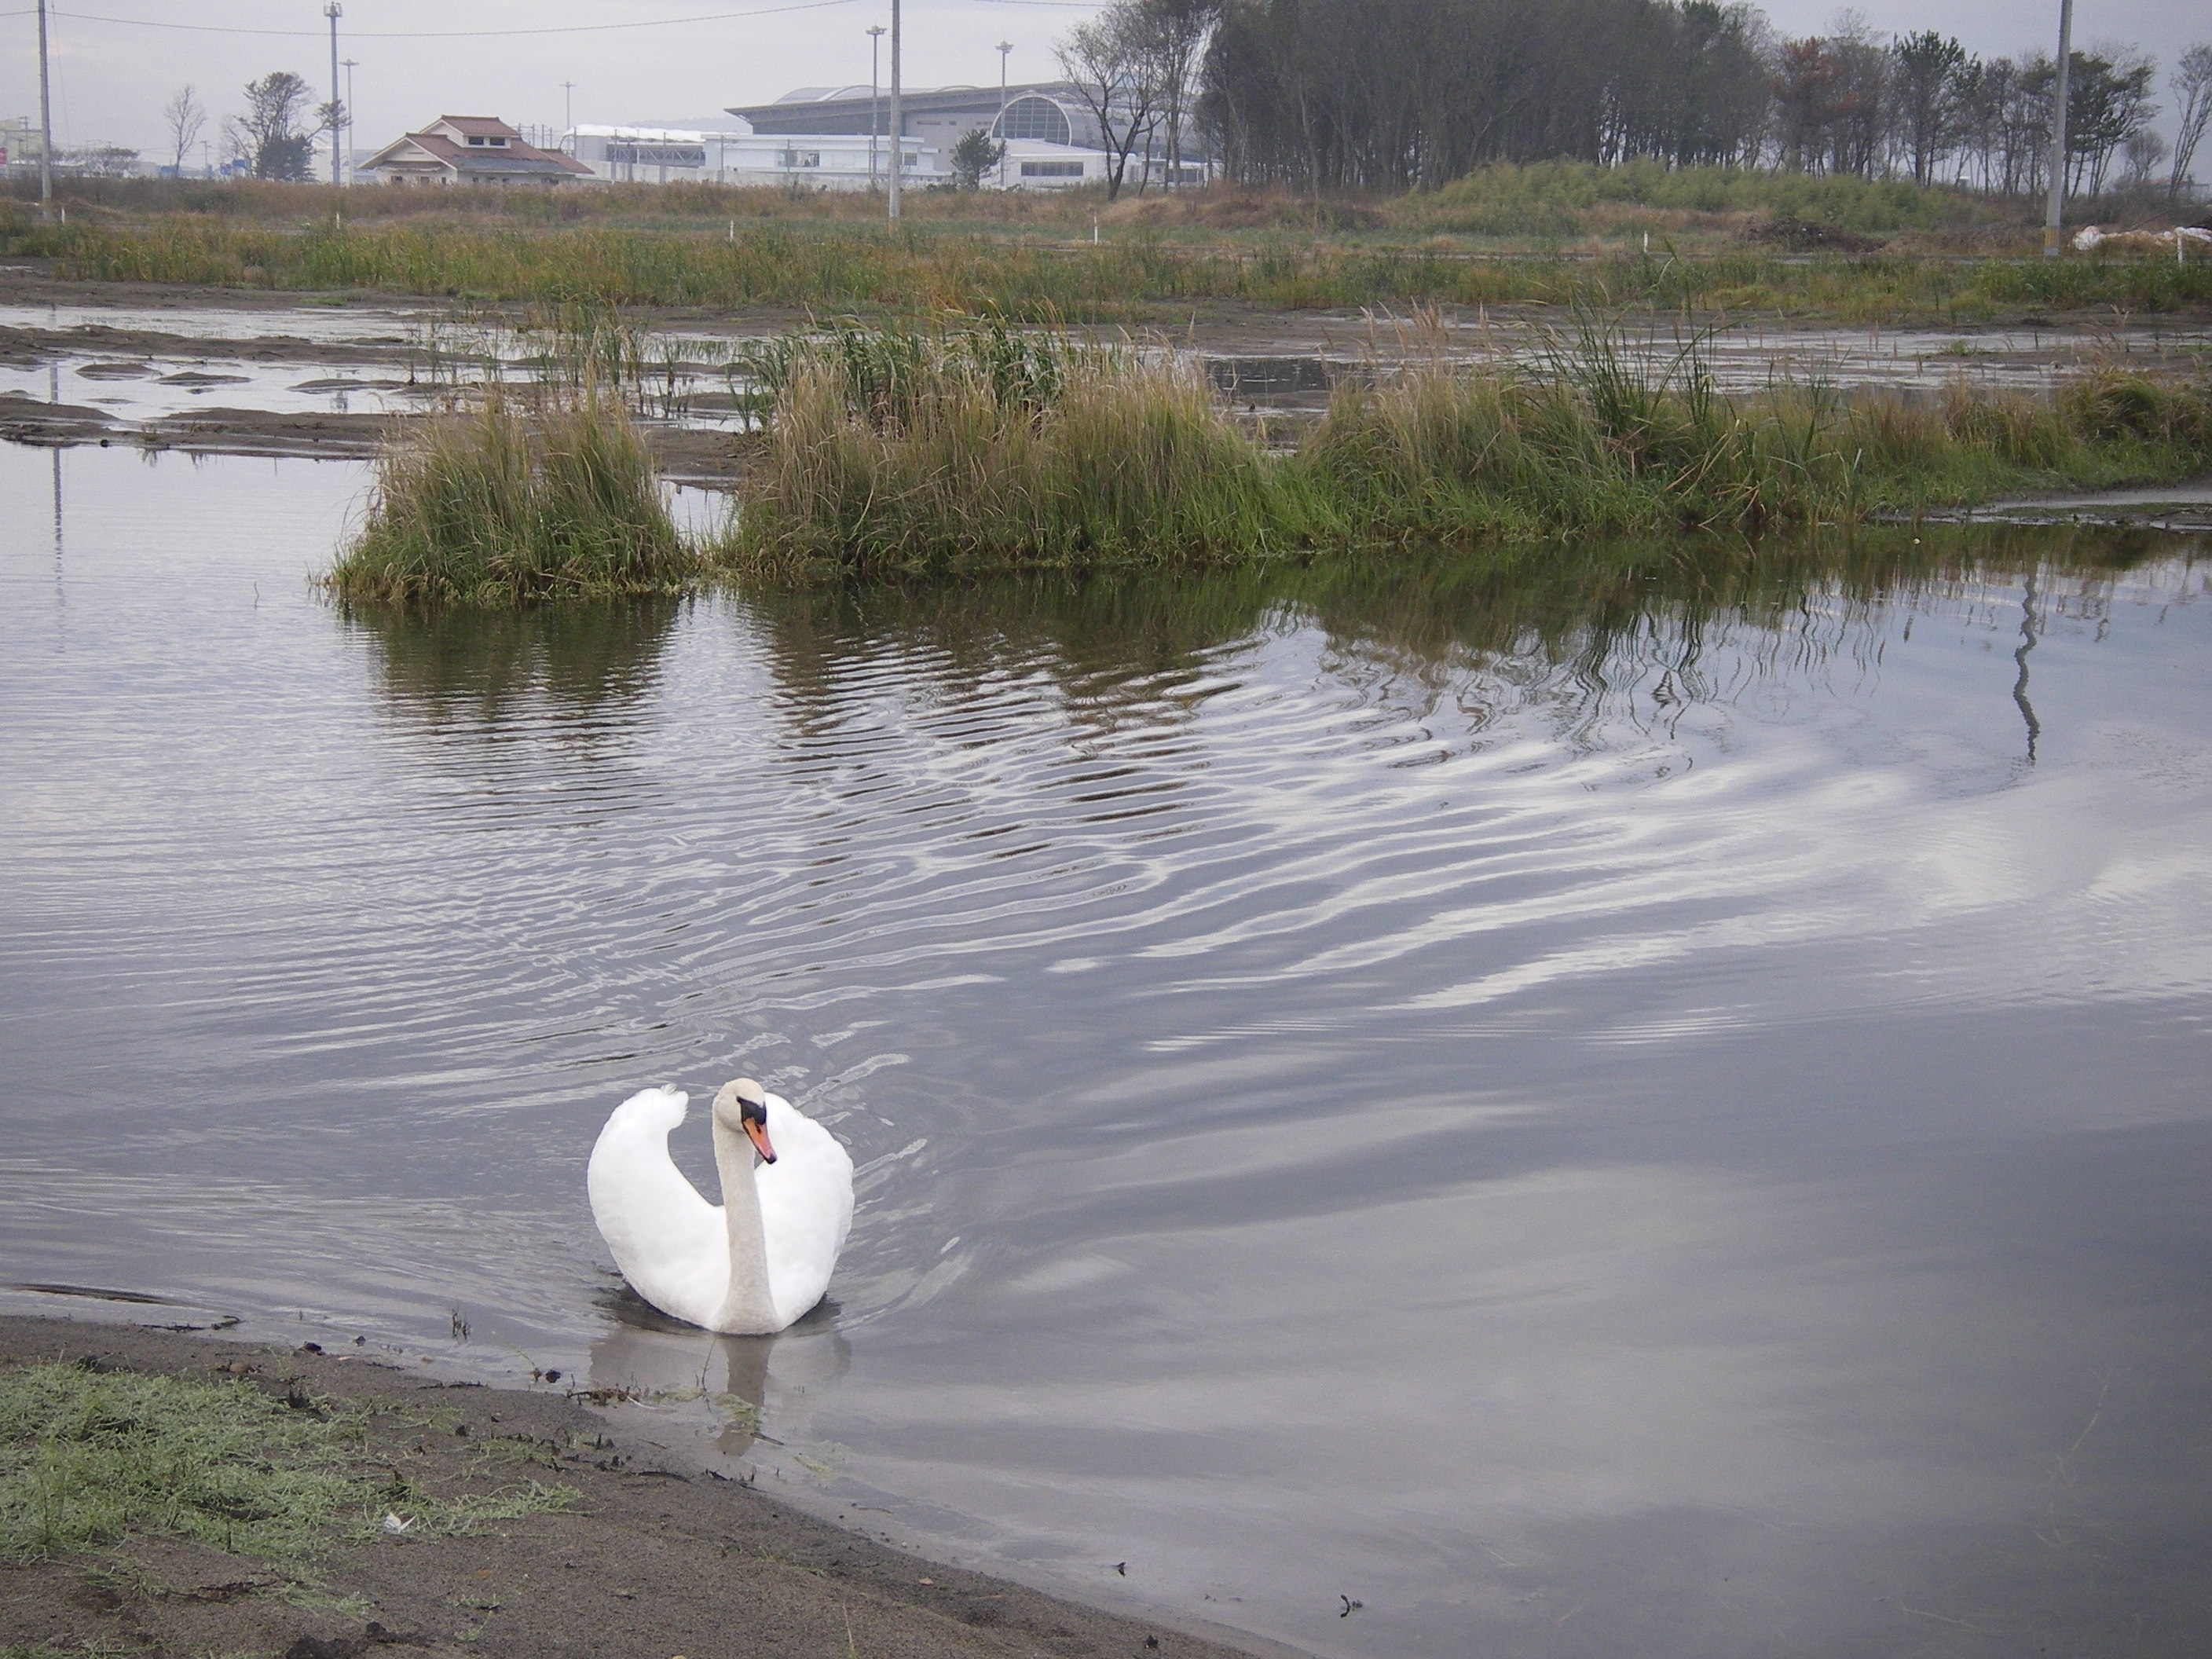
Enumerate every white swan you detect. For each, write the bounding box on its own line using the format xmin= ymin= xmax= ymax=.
xmin=588 ymin=1079 xmax=855 ymax=1335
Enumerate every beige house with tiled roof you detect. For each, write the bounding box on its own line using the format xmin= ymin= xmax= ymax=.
xmin=360 ymin=116 xmax=592 ymax=185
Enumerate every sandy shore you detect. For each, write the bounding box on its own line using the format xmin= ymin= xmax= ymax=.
xmin=0 ymin=1316 xmax=1273 ymax=1659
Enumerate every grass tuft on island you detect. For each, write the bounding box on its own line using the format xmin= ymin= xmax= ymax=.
xmin=0 ymin=1359 xmax=573 ymax=1563
xmin=730 ymin=322 xmax=1320 ymax=580
xmin=313 ymin=317 xmax=2211 ymax=599
xmin=722 ymin=318 xmax=2212 ymax=580
xmin=325 ymin=389 xmax=699 ymax=606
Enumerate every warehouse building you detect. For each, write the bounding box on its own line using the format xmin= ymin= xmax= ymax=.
xmin=726 ymin=83 xmax=1210 ymax=190
xmin=562 ymin=121 xmax=941 ymax=189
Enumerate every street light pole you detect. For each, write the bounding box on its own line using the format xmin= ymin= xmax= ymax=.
xmin=2042 ymin=0 xmax=2073 ymax=258
xmin=868 ymin=25 xmax=884 ymax=191
xmin=342 ymin=57 xmax=358 ymax=176
xmin=324 ymin=2 xmax=343 ymax=186
xmin=996 ymin=41 xmax=1012 ymax=190
xmin=887 ymin=0 xmax=903 ymax=222
xmin=35 ymin=0 xmax=53 ymax=218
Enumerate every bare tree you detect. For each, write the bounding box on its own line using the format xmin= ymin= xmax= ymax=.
xmin=1057 ymin=5 xmax=1166 ymax=200
xmin=2121 ymin=126 xmax=2166 ymax=190
xmin=163 ymin=85 xmax=207 ymax=175
xmin=2170 ymin=43 xmax=2212 ymax=203
xmin=1133 ymin=0 xmax=1218 ymax=189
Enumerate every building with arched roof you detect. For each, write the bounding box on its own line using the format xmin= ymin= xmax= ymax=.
xmin=725 ymin=82 xmax=1209 ymax=190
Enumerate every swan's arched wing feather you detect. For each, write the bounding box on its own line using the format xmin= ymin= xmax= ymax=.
xmin=588 ymin=1087 xmax=728 ymax=1327
xmin=756 ymin=1095 xmax=855 ymax=1329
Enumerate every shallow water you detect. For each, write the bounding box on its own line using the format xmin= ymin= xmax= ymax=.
xmin=3 ymin=444 xmax=2210 ymax=1657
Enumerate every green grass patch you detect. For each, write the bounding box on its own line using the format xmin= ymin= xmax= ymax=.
xmin=1401 ymin=159 xmax=1962 ymax=239
xmin=8 ymin=204 xmax=2211 ymax=324
xmin=325 ymin=390 xmax=698 ymax=606
xmin=0 ymin=1361 xmax=573 ymax=1562
xmin=1302 ymin=328 xmax=2212 ymax=542
xmin=722 ymin=317 xmax=2212 ymax=580
xmin=728 ymin=321 xmax=1324 ymax=579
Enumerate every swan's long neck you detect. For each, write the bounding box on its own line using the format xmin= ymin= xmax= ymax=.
xmin=711 ymin=1113 xmax=777 ymax=1333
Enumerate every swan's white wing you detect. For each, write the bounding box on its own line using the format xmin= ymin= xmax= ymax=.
xmin=756 ymin=1093 xmax=855 ymax=1330
xmin=588 ymin=1087 xmax=728 ymax=1328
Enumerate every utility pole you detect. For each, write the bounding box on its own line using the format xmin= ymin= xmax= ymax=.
xmin=36 ymin=0 xmax=53 ymax=218
xmin=2042 ymin=0 xmax=2073 ymax=258
xmin=887 ymin=0 xmax=902 ymax=222
xmin=324 ymin=2 xmax=343 ymax=186
xmin=342 ymin=58 xmax=358 ymax=170
xmin=996 ymin=41 xmax=1012 ymax=190
xmin=867 ymin=25 xmax=885 ymax=190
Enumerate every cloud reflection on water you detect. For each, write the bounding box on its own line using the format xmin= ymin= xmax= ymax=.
xmin=5 ymin=445 xmax=2210 ymax=1659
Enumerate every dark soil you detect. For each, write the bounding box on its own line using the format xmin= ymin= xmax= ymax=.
xmin=1744 ymin=214 xmax=1888 ymax=253
xmin=0 ymin=1317 xmax=1268 ymax=1659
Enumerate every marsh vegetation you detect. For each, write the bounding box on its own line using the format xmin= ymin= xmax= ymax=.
xmin=319 ymin=310 xmax=2210 ymax=597
xmin=324 ymin=390 xmax=698 ymax=605
xmin=724 ymin=316 xmax=2212 ymax=578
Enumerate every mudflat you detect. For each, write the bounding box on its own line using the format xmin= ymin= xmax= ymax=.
xmin=7 ymin=266 xmax=2212 ymax=480
xmin=0 ymin=1316 xmax=1265 ymax=1659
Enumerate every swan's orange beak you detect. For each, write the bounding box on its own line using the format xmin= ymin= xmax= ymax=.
xmin=744 ymin=1117 xmax=778 ymax=1164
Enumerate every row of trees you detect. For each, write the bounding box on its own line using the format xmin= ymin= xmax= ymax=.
xmin=1779 ymin=29 xmax=2199 ymax=198
xmin=1055 ymin=0 xmax=1216 ymax=197
xmin=1050 ymin=0 xmax=2212 ymax=202
xmin=160 ymin=72 xmax=340 ymax=181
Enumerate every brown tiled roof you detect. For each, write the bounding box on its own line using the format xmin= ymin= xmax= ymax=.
xmin=365 ymin=127 xmax=590 ymax=177
xmin=435 ymin=115 xmax=522 ymax=138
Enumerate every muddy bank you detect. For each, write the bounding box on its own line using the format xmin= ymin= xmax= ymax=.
xmin=5 ymin=266 xmax=2209 ymax=486
xmin=1904 ymin=479 xmax=2212 ymax=530
xmin=0 ymin=392 xmax=751 ymax=487
xmin=0 ymin=1316 xmax=1273 ymax=1659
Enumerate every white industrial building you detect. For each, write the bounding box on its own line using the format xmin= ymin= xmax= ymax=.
xmin=726 ymin=83 xmax=1214 ymax=192
xmin=562 ymin=121 xmax=943 ymax=189
xmin=555 ymin=80 xmax=1214 ymax=192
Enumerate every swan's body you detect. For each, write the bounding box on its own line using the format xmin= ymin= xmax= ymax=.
xmin=588 ymin=1080 xmax=854 ymax=1334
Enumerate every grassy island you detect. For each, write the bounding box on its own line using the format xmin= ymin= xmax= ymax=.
xmin=318 ymin=314 xmax=2210 ymax=598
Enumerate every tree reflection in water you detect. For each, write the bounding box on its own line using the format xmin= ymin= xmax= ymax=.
xmin=734 ymin=524 xmax=2178 ymax=756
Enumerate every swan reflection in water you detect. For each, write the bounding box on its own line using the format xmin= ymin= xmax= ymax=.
xmin=587 ymin=1285 xmax=851 ymax=1456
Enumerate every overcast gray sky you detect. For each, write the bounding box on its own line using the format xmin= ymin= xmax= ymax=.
xmin=5 ymin=0 xmax=2206 ymax=163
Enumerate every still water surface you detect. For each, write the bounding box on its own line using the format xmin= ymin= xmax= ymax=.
xmin=3 ymin=445 xmax=2210 ymax=1657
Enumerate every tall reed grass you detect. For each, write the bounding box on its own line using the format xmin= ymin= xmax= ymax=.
xmin=726 ymin=317 xmax=2212 ymax=578
xmin=320 ymin=314 xmax=2209 ymax=598
xmin=1305 ymin=320 xmax=2211 ymax=539
xmin=8 ymin=210 xmax=2209 ymax=323
xmin=326 ymin=389 xmax=697 ymax=604
xmin=729 ymin=323 xmax=1317 ymax=578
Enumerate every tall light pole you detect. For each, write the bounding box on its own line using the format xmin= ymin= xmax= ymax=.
xmin=867 ymin=25 xmax=885 ymax=190
xmin=887 ymin=0 xmax=902 ymax=222
xmin=996 ymin=41 xmax=1012 ymax=190
xmin=2042 ymin=0 xmax=2073 ymax=258
xmin=342 ymin=57 xmax=358 ymax=180
xmin=324 ymin=2 xmax=343 ymax=186
xmin=35 ymin=0 xmax=53 ymax=218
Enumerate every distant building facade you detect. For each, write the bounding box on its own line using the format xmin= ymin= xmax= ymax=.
xmin=724 ymin=83 xmax=1213 ymax=191
xmin=562 ymin=122 xmax=943 ymax=189
xmin=360 ymin=116 xmax=593 ymax=185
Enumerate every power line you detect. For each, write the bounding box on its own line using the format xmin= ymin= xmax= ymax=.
xmin=5 ymin=1 xmax=856 ymax=39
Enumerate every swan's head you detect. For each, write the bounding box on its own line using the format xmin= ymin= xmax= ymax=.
xmin=712 ymin=1078 xmax=778 ymax=1165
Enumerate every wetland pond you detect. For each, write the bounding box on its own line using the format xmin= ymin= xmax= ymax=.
xmin=2 ymin=441 xmax=2210 ymax=1658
